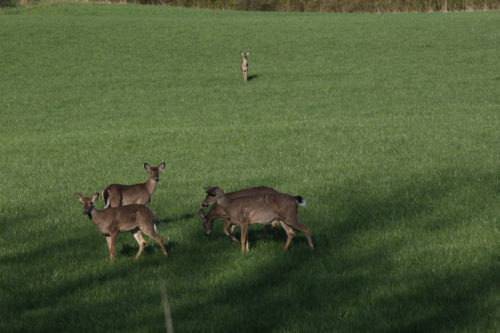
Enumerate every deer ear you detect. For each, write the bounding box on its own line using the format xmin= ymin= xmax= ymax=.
xmin=241 ymin=52 xmax=245 ymax=56
xmin=91 ymin=193 xmax=99 ymax=202
xmin=144 ymin=163 xmax=150 ymax=171
xmin=204 ymin=186 xmax=218 ymax=194
xmin=77 ymin=193 xmax=83 ymax=201
xmin=158 ymin=162 xmax=166 ymax=170
xmin=246 ymin=52 xmax=250 ymax=56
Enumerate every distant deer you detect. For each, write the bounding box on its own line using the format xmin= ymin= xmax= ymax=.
xmin=203 ymin=187 xmax=314 ymax=252
xmin=199 ymin=186 xmax=279 ymax=242
xmin=77 ymin=193 xmax=168 ymax=260
xmin=240 ymin=51 xmax=250 ymax=83
xmin=103 ymin=162 xmax=165 ymax=208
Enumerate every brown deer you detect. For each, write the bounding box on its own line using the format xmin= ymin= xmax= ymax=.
xmin=77 ymin=192 xmax=168 ymax=260
xmin=203 ymin=187 xmax=314 ymax=252
xmin=240 ymin=51 xmax=250 ymax=83
xmin=103 ymin=162 xmax=165 ymax=208
xmin=199 ymin=186 xmax=279 ymax=242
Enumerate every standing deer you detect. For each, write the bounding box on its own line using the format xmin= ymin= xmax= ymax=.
xmin=203 ymin=186 xmax=314 ymax=252
xmin=199 ymin=186 xmax=279 ymax=242
xmin=77 ymin=193 xmax=168 ymax=260
xmin=240 ymin=51 xmax=250 ymax=83
xmin=103 ymin=162 xmax=165 ymax=208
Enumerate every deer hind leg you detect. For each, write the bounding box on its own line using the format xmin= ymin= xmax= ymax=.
xmin=287 ymin=219 xmax=315 ymax=250
xmin=279 ymin=221 xmax=295 ymax=250
xmin=141 ymin=224 xmax=168 ymax=256
xmin=132 ymin=230 xmax=147 ymax=259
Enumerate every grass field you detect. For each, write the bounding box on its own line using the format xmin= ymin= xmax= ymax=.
xmin=1 ymin=3 xmax=499 ymax=332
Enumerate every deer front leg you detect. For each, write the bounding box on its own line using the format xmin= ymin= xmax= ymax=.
xmin=240 ymin=223 xmax=249 ymax=252
xmin=223 ymin=219 xmax=239 ymax=243
xmin=106 ymin=233 xmax=117 ymax=260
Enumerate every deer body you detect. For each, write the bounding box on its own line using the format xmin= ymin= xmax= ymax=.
xmin=103 ymin=162 xmax=165 ymax=208
xmin=78 ymin=193 xmax=168 ymax=260
xmin=200 ymin=186 xmax=279 ymax=242
xmin=240 ymin=52 xmax=250 ymax=83
xmin=204 ymin=187 xmax=314 ymax=252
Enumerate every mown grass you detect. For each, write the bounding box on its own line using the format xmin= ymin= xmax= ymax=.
xmin=1 ymin=3 xmax=499 ymax=332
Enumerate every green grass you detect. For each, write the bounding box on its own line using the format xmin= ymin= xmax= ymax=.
xmin=1 ymin=3 xmax=499 ymax=332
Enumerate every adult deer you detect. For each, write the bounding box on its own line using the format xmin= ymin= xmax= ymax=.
xmin=240 ymin=51 xmax=250 ymax=83
xmin=77 ymin=192 xmax=168 ymax=260
xmin=103 ymin=162 xmax=165 ymax=208
xmin=199 ymin=186 xmax=279 ymax=242
xmin=203 ymin=186 xmax=314 ymax=252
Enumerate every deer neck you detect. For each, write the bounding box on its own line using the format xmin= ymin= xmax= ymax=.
xmin=85 ymin=205 xmax=95 ymax=220
xmin=216 ymin=195 xmax=231 ymax=209
xmin=145 ymin=177 xmax=157 ymax=194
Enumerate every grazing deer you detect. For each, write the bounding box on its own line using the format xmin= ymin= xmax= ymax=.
xmin=203 ymin=187 xmax=314 ymax=252
xmin=240 ymin=51 xmax=250 ymax=83
xmin=199 ymin=186 xmax=279 ymax=242
xmin=103 ymin=162 xmax=165 ymax=208
xmin=77 ymin=193 xmax=168 ymax=260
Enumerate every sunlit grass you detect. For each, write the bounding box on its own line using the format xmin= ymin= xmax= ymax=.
xmin=1 ymin=3 xmax=499 ymax=332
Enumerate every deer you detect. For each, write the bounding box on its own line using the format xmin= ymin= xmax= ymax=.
xmin=203 ymin=186 xmax=314 ymax=252
xmin=102 ymin=162 xmax=165 ymax=208
xmin=77 ymin=192 xmax=168 ymax=260
xmin=240 ymin=51 xmax=250 ymax=83
xmin=199 ymin=186 xmax=280 ymax=242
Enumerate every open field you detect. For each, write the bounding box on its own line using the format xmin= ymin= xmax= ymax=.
xmin=1 ymin=3 xmax=499 ymax=331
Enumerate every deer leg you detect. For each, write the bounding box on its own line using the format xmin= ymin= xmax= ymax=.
xmin=246 ymin=232 xmax=249 ymax=252
xmin=142 ymin=226 xmax=168 ymax=256
xmin=288 ymin=219 xmax=314 ymax=250
xmin=279 ymin=221 xmax=295 ymax=250
xmin=106 ymin=233 xmax=117 ymax=260
xmin=132 ymin=230 xmax=146 ymax=259
xmin=222 ymin=218 xmax=239 ymax=243
xmin=230 ymin=224 xmax=239 ymax=243
xmin=240 ymin=223 xmax=249 ymax=252
xmin=105 ymin=236 xmax=113 ymax=259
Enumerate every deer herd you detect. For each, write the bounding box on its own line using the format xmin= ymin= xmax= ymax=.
xmin=78 ymin=162 xmax=314 ymax=260
xmin=76 ymin=54 xmax=315 ymax=259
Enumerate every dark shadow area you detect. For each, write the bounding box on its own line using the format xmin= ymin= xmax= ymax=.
xmin=247 ymin=74 xmax=258 ymax=81
xmin=3 ymin=168 xmax=499 ymax=331
xmin=157 ymin=213 xmax=195 ymax=226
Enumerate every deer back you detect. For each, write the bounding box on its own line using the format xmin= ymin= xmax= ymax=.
xmin=92 ymin=204 xmax=154 ymax=235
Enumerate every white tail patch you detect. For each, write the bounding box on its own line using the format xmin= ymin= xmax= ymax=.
xmin=103 ymin=189 xmax=110 ymax=209
xmin=299 ymin=199 xmax=307 ymax=207
xmin=154 ymin=223 xmax=158 ymax=233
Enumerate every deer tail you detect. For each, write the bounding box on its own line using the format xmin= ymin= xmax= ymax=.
xmin=295 ymin=196 xmax=306 ymax=207
xmin=102 ymin=188 xmax=110 ymax=209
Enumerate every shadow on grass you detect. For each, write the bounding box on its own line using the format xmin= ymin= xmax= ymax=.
xmin=247 ymin=74 xmax=258 ymax=81
xmin=170 ymin=168 xmax=500 ymax=331
xmin=2 ymin=168 xmax=499 ymax=331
